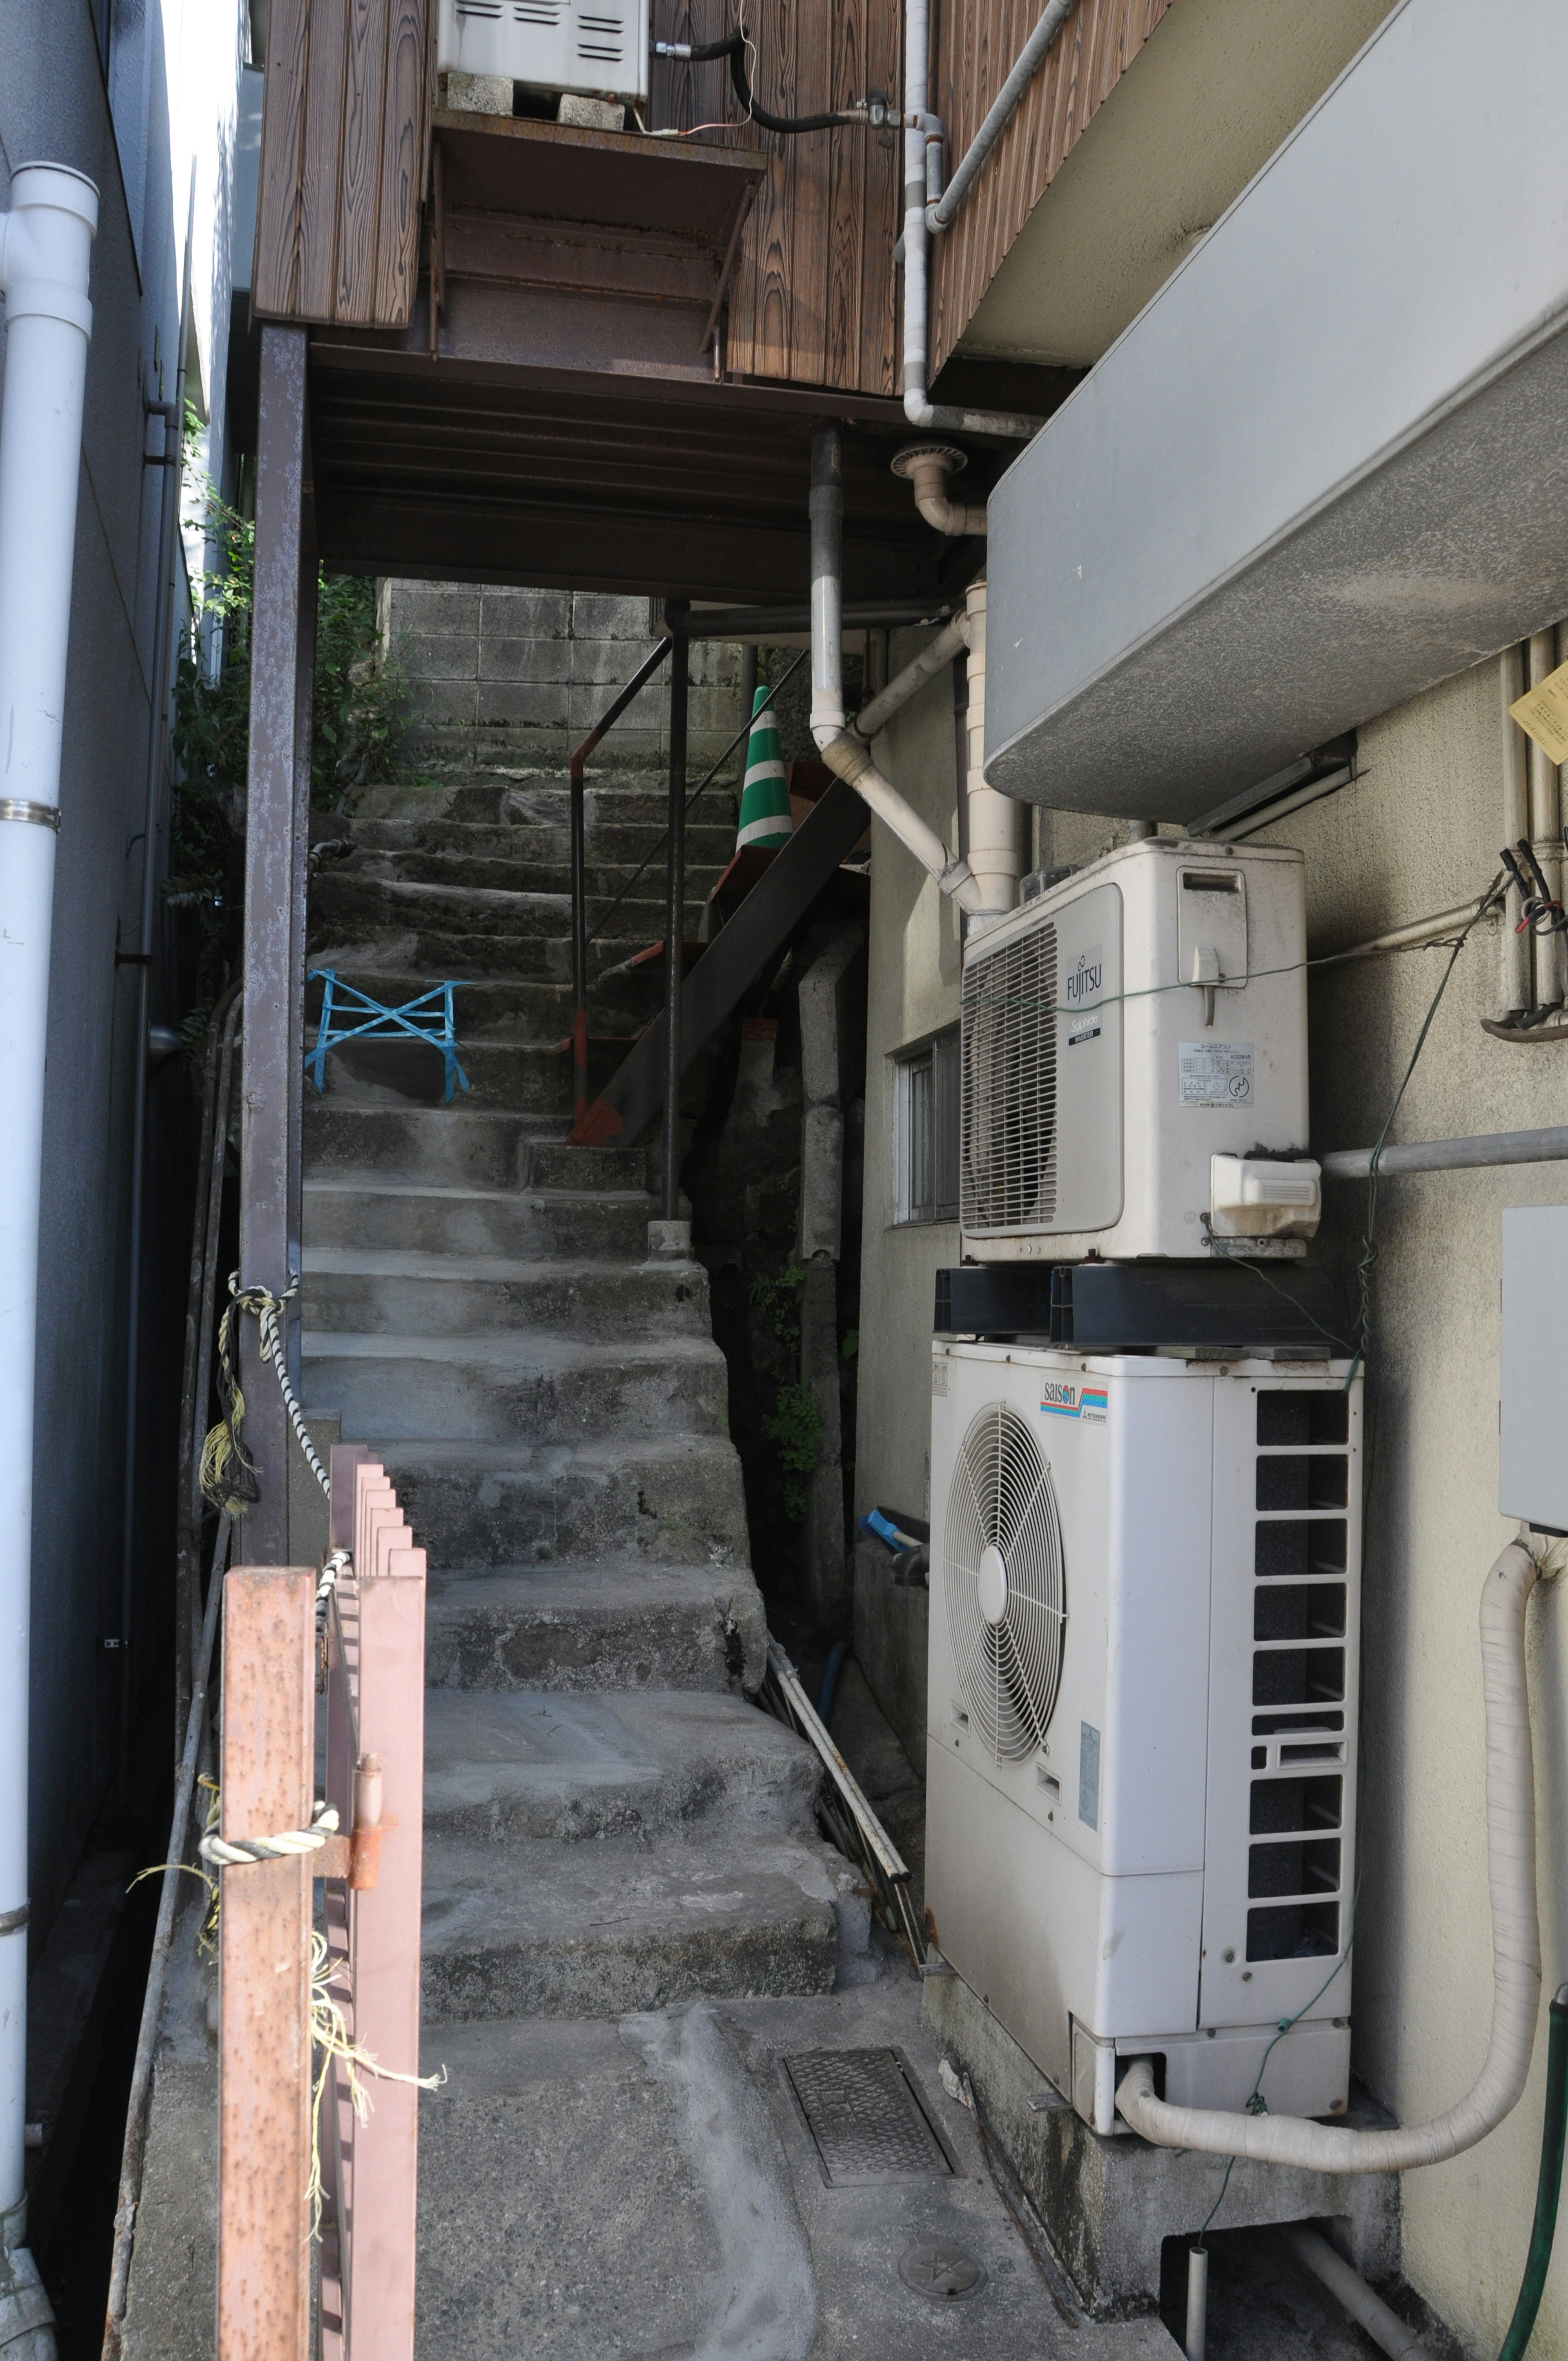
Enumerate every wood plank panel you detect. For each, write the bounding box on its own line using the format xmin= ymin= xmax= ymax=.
xmin=256 ymin=0 xmax=430 ymax=328
xmin=336 ymin=0 xmax=390 ymax=320
xmin=931 ymin=0 xmax=1174 ymax=378
xmin=376 ymin=0 xmax=430 ymax=321
xmin=654 ymin=0 xmax=900 ymax=395
xmin=296 ymin=0 xmax=349 ymax=316
xmin=253 ymin=0 xmax=312 ymax=316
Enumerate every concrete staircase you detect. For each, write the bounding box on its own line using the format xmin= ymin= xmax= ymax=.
xmin=302 ymin=772 xmax=851 ymax=2036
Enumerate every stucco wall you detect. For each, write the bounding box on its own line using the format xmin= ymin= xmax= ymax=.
xmin=856 ymin=634 xmax=1568 ymax=2353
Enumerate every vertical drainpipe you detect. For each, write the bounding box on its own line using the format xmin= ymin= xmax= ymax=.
xmin=0 ymin=161 xmax=98 ymax=2338
xmin=956 ymin=580 xmax=1020 ymax=922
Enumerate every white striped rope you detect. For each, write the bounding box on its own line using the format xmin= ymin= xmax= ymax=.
xmin=199 ymin=1800 xmax=339 ymax=1869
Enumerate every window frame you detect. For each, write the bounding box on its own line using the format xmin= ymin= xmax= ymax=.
xmin=892 ymin=1025 xmax=961 ymax=1225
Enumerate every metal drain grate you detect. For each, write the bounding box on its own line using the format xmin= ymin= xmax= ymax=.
xmin=781 ymin=2047 xmax=956 ymax=2186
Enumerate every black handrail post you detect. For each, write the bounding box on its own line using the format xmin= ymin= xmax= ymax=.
xmin=566 ymin=635 xmax=671 ymax=1140
xmin=661 ymin=601 xmax=690 ymax=1225
xmin=569 ymin=745 xmax=589 ymax=1129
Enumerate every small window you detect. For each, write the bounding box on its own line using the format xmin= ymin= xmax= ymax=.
xmin=894 ymin=1029 xmax=960 ymax=1223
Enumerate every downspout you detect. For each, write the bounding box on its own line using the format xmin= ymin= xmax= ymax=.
xmin=902 ymin=0 xmax=1043 ymax=441
xmin=1500 ymin=645 xmax=1532 ymax=1016
xmin=0 ymin=160 xmax=98 ymax=2350
xmin=806 ymin=422 xmax=986 ymax=915
xmin=1528 ymin=629 xmax=1566 ymax=1006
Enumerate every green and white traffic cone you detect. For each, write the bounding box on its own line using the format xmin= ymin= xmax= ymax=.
xmin=735 ymin=684 xmax=793 ymax=851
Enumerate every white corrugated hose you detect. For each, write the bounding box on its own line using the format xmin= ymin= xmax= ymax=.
xmin=1118 ymin=1540 xmax=1545 ymax=2171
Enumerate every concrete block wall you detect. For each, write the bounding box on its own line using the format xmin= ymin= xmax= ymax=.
xmin=379 ymin=581 xmax=750 ymax=773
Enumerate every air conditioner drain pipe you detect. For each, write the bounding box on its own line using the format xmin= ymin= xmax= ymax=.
xmin=1118 ymin=1539 xmax=1548 ymax=2172
xmin=807 ymin=423 xmax=1019 ymax=922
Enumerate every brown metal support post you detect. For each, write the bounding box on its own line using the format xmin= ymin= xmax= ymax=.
xmin=240 ymin=325 xmax=308 ymax=1561
xmin=217 ymin=1565 xmax=315 ymax=2361
xmin=285 ymin=505 xmax=317 ymax=1428
xmin=661 ymin=603 xmax=689 ymax=1221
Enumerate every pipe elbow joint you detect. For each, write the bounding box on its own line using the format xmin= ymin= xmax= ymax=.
xmin=891 ymin=440 xmax=987 ymax=538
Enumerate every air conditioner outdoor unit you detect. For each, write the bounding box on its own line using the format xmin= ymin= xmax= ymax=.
xmin=438 ymin=0 xmax=650 ymax=106
xmin=960 ymin=836 xmax=1320 ymax=1263
xmin=926 ymin=1341 xmax=1361 ymax=2133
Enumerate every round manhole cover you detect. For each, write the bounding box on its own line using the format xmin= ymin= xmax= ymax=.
xmin=899 ymin=2241 xmax=986 ymax=2301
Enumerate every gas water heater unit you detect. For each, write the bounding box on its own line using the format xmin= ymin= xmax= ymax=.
xmin=438 ymin=0 xmax=650 ymax=106
xmin=960 ymin=836 xmax=1321 ymax=1263
xmin=926 ymin=1341 xmax=1361 ymax=2131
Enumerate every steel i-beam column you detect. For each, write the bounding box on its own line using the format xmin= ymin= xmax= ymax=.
xmin=661 ymin=603 xmax=690 ymax=1222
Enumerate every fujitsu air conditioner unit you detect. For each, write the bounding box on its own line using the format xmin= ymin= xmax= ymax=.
xmin=926 ymin=1341 xmax=1361 ymax=2132
xmin=960 ymin=836 xmax=1321 ymax=1263
xmin=439 ymin=0 xmax=650 ymax=106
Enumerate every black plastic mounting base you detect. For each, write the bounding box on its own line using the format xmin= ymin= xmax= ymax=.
xmin=935 ymin=1260 xmax=1346 ymax=1354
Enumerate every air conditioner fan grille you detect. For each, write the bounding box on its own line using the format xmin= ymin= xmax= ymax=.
xmin=961 ymin=919 xmax=1057 ymax=1233
xmin=944 ymin=1401 xmax=1066 ymax=1762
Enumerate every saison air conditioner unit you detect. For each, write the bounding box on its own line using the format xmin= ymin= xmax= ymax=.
xmin=927 ymin=1341 xmax=1361 ymax=2132
xmin=960 ymin=837 xmax=1321 ymax=1263
xmin=439 ymin=0 xmax=650 ymax=106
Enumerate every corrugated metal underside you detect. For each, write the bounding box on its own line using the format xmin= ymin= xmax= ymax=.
xmin=983 ymin=0 xmax=1568 ymax=823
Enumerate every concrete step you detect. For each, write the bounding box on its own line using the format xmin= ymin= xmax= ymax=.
xmin=305 ymin=967 xmax=663 ymax=1040
xmin=420 ymin=1829 xmax=839 ymax=2021
xmin=425 ymin=1559 xmax=765 ymax=1694
xmin=347 ymin=814 xmax=737 ymax=864
xmin=366 ymin=1434 xmax=750 ymax=1570
xmin=422 ymin=1688 xmax=820 ymax=1845
xmin=311 ymin=1035 xmax=578 ymax=1114
xmin=301 ymin=1328 xmax=728 ymax=1443
xmin=344 ymin=848 xmax=731 ymax=900
xmin=306 ymin=923 xmax=666 ymax=984
xmin=312 ymin=871 xmax=708 ymax=943
xmin=303 ymin=1177 xmax=655 ymax=1259
xmin=301 ymin=1249 xmax=711 ymax=1340
xmin=304 ymin=1104 xmax=643 ymax=1190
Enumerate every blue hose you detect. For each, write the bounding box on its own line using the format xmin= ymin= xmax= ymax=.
xmin=818 ymin=1639 xmax=851 ymax=1726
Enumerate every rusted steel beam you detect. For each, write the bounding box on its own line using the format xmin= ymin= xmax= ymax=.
xmin=572 ymin=775 xmax=869 ymax=1146
xmin=217 ymin=1565 xmax=316 ymax=2361
xmin=239 ymin=324 xmax=309 ymax=1561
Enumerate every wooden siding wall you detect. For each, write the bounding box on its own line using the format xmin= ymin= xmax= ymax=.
xmin=930 ymin=0 xmax=1172 ymax=378
xmin=649 ymin=0 xmax=902 ymax=396
xmin=254 ymin=0 xmax=432 ymax=327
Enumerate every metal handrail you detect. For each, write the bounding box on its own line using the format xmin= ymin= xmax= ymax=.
xmin=569 ymin=637 xmax=671 ymax=1125
xmin=566 ymin=641 xmax=810 ymax=1131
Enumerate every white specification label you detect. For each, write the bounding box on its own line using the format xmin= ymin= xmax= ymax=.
xmin=1179 ymin=1040 xmax=1254 ymax=1105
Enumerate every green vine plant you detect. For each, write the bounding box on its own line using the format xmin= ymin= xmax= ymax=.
xmin=763 ymin=1381 xmax=822 ymax=1521
xmin=168 ymin=482 xmax=414 ymax=1020
xmin=748 ymin=1265 xmax=822 ymax=1517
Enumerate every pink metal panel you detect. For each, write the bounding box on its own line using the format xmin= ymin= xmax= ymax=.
xmin=217 ymin=1566 xmax=316 ymax=2361
xmin=347 ymin=1535 xmax=425 ymax=2359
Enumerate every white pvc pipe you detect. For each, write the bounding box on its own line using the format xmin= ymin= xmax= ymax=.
xmin=0 ymin=163 xmax=97 ymax=2290
xmin=902 ymin=0 xmax=1042 ymax=441
xmin=1118 ymin=1541 xmax=1543 ymax=2172
xmin=852 ymin=615 xmax=968 ymax=740
xmin=959 ymin=580 xmax=1020 ymax=916
xmin=1284 ymin=2229 xmax=1432 ymax=2361
xmin=807 ymin=422 xmax=984 ymax=913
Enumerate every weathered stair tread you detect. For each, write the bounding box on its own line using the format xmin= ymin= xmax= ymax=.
xmin=425 ymin=1558 xmax=767 ymax=1692
xmin=303 ymin=1328 xmax=719 ymax=1372
xmin=301 ymin=1250 xmax=710 ymax=1340
xmin=353 ymin=1433 xmax=752 ymax=1572
xmin=420 ymin=1829 xmax=840 ymax=2021
xmin=423 ymin=1688 xmax=820 ymax=1842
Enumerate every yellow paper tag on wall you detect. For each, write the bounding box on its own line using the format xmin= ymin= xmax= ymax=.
xmin=1509 ymin=659 xmax=1568 ymax=766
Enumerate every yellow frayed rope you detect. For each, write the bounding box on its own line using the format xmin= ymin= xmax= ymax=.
xmin=309 ymin=1932 xmax=445 ymax=2234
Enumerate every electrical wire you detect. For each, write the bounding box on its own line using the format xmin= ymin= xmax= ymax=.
xmin=658 ymin=25 xmax=865 ymax=133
